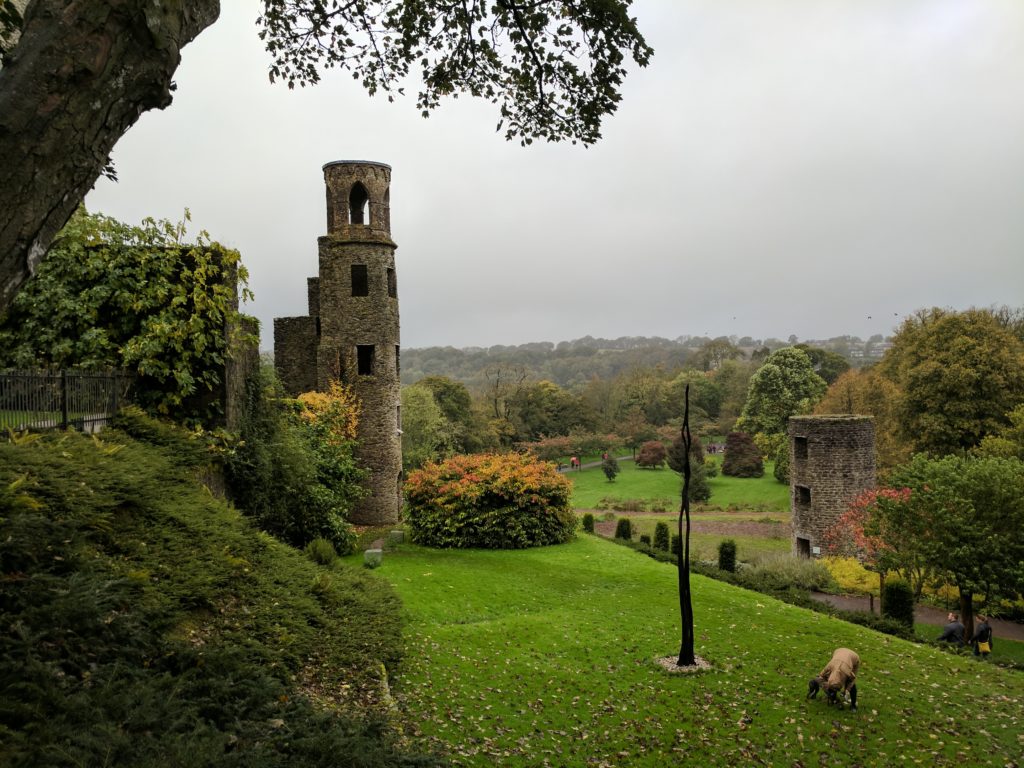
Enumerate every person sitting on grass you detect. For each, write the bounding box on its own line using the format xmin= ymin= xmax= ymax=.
xmin=807 ymin=648 xmax=859 ymax=711
xmin=937 ymin=612 xmax=965 ymax=645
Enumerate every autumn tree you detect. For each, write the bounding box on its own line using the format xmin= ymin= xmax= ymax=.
xmin=875 ymin=455 xmax=1024 ymax=640
xmin=814 ymin=368 xmax=909 ymax=469
xmin=636 ymin=440 xmax=667 ymax=469
xmin=879 ymin=308 xmax=1024 ymax=455
xmin=0 ymin=0 xmax=651 ymax=311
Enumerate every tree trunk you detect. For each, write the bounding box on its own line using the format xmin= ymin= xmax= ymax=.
xmin=0 ymin=0 xmax=219 ymax=311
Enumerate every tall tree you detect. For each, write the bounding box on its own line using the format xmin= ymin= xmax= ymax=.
xmin=737 ymin=347 xmax=827 ymax=437
xmin=0 ymin=0 xmax=651 ymax=312
xmin=879 ymin=308 xmax=1024 ymax=456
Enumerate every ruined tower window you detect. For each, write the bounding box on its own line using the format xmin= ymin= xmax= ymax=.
xmin=794 ymin=436 xmax=808 ymax=461
xmin=395 ymin=345 xmax=400 ymax=375
xmin=349 ymin=182 xmax=369 ymax=224
xmin=315 ymin=317 xmax=321 ymax=338
xmin=795 ymin=485 xmax=811 ymax=507
xmin=796 ymin=537 xmax=811 ymax=559
xmin=397 ymin=404 xmax=402 ymax=431
xmin=351 ymin=264 xmax=369 ymax=296
xmin=386 ymin=268 xmax=397 ymax=298
xmin=357 ymin=345 xmax=375 ymax=375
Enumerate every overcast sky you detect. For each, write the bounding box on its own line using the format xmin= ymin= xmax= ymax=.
xmin=85 ymin=0 xmax=1024 ymax=351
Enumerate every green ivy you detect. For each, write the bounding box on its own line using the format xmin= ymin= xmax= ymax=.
xmin=0 ymin=208 xmax=253 ymax=423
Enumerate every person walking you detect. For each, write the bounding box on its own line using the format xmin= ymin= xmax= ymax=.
xmin=937 ymin=613 xmax=965 ymax=645
xmin=971 ymin=615 xmax=993 ymax=657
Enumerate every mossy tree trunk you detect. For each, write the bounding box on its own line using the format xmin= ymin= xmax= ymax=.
xmin=0 ymin=0 xmax=219 ymax=311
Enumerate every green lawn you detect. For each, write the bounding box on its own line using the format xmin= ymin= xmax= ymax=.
xmin=362 ymin=536 xmax=1024 ymax=767
xmin=570 ymin=459 xmax=790 ymax=513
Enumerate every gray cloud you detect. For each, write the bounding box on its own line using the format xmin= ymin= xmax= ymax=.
xmin=85 ymin=0 xmax=1024 ymax=350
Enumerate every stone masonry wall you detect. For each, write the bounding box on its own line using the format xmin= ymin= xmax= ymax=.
xmin=273 ymin=316 xmax=317 ymax=397
xmin=789 ymin=415 xmax=875 ymax=557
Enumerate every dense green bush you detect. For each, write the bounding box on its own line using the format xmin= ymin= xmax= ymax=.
xmin=654 ymin=521 xmax=670 ymax=551
xmin=722 ymin=432 xmax=764 ymax=478
xmin=226 ymin=366 xmax=363 ymax=554
xmin=882 ymin=578 xmax=916 ymax=627
xmin=582 ymin=512 xmax=595 ymax=533
xmin=639 ymin=534 xmax=651 ymax=546
xmin=718 ymin=539 xmax=738 ymax=572
xmin=0 ymin=425 xmax=435 ymax=767
xmin=404 ymin=453 xmax=575 ymax=549
xmin=305 ymin=537 xmax=339 ymax=566
xmin=671 ymin=533 xmax=682 ymax=556
xmin=601 ymin=454 xmax=620 ymax=481
xmin=773 ymin=441 xmax=790 ymax=484
xmin=614 ymin=517 xmax=634 ymax=540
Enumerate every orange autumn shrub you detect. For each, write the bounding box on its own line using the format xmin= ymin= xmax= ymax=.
xmin=405 ymin=452 xmax=576 ymax=549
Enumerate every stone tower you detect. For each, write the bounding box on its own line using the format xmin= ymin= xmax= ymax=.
xmin=274 ymin=160 xmax=402 ymax=525
xmin=788 ymin=415 xmax=875 ymax=558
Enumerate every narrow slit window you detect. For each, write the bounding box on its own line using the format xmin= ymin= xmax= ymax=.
xmin=395 ymin=345 xmax=400 ymax=375
xmin=796 ymin=485 xmax=811 ymax=506
xmin=357 ymin=345 xmax=375 ymax=375
xmin=386 ymin=268 xmax=397 ymax=298
xmin=351 ymin=265 xmax=368 ymax=296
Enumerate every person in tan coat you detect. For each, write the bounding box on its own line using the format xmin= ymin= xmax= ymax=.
xmin=807 ymin=648 xmax=859 ymax=710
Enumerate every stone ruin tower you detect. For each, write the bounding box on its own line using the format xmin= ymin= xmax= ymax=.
xmin=788 ymin=415 xmax=875 ymax=558
xmin=274 ymin=160 xmax=402 ymax=525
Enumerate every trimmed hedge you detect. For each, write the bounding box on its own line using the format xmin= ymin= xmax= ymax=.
xmin=404 ymin=453 xmax=576 ymax=549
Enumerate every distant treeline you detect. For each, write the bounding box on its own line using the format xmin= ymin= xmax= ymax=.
xmin=400 ymin=333 xmax=888 ymax=391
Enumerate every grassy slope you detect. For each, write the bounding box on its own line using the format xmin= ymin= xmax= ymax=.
xmin=0 ymin=427 xmax=432 ymax=767
xmin=368 ymin=536 xmax=1023 ymax=767
xmin=571 ymin=460 xmax=790 ymax=512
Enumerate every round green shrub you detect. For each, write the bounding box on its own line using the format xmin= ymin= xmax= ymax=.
xmin=654 ymin=521 xmax=670 ymax=551
xmin=614 ymin=517 xmax=634 ymax=540
xmin=881 ymin=578 xmax=915 ymax=627
xmin=304 ymin=537 xmax=338 ymax=566
xmin=718 ymin=539 xmax=737 ymax=572
xmin=404 ymin=453 xmax=576 ymax=549
xmin=639 ymin=534 xmax=652 ymax=546
xmin=582 ymin=512 xmax=595 ymax=533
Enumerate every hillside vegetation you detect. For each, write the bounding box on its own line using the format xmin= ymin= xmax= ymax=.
xmin=0 ymin=421 xmax=436 ymax=767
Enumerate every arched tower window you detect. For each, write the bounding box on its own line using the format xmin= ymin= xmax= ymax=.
xmin=383 ymin=187 xmax=391 ymax=230
xmin=349 ymin=182 xmax=369 ymax=224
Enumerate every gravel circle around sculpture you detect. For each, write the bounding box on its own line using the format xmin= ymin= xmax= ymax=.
xmin=655 ymin=655 xmax=712 ymax=674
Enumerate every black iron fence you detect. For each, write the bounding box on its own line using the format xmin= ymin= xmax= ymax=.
xmin=0 ymin=370 xmax=134 ymax=433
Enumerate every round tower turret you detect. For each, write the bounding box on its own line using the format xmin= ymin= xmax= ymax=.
xmin=316 ymin=160 xmax=401 ymax=525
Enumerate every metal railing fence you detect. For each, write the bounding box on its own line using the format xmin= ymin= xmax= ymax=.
xmin=0 ymin=370 xmax=134 ymax=433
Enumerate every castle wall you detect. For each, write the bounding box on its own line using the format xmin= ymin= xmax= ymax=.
xmin=788 ymin=415 xmax=875 ymax=557
xmin=273 ymin=316 xmax=317 ymax=397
